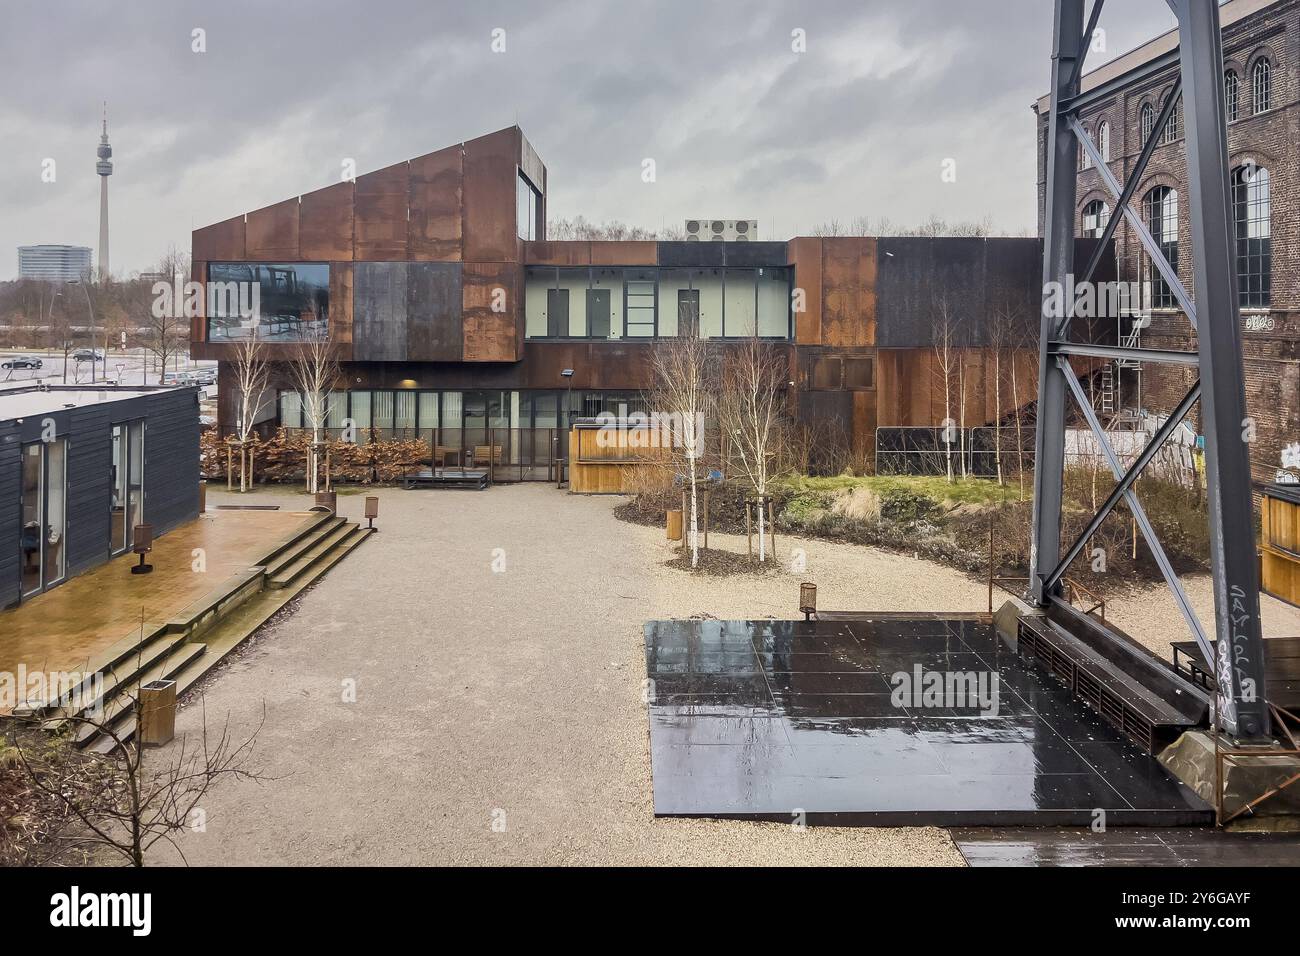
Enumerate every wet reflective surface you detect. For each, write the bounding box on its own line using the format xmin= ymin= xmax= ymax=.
xmin=644 ymin=618 xmax=1213 ymax=826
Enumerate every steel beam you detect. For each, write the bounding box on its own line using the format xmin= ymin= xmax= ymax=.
xmin=1069 ymin=0 xmax=1107 ymax=89
xmin=1172 ymin=0 xmax=1269 ymax=739
xmin=1077 ymin=78 xmax=1181 ymax=287
xmin=1048 ymin=341 xmax=1200 ymax=366
xmin=1044 ymin=380 xmax=1200 ymax=592
xmin=1070 ymin=116 xmax=1197 ymax=329
xmin=1030 ymin=0 xmax=1086 ymax=607
xmin=1059 ymin=359 xmax=1214 ymax=665
xmin=1058 ymin=47 xmax=1181 ymax=115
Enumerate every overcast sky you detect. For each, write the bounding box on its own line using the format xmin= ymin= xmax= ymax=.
xmin=0 ymin=0 xmax=1179 ymax=279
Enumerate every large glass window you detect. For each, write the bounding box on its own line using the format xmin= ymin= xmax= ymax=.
xmin=524 ymin=266 xmax=793 ymax=340
xmin=1233 ymin=165 xmax=1271 ymax=308
xmin=757 ymin=267 xmax=791 ymax=337
xmin=207 ymin=262 xmax=329 ymax=342
xmin=1082 ymin=199 xmax=1110 ymax=239
xmin=1253 ymin=59 xmax=1271 ymax=114
xmin=516 ymin=173 xmax=540 ymax=241
xmin=20 ymin=444 xmax=44 ymax=596
xmin=1160 ymin=96 xmax=1180 ymax=145
xmin=1142 ymin=186 xmax=1179 ymax=309
xmin=1225 ymin=70 xmax=1239 ymax=122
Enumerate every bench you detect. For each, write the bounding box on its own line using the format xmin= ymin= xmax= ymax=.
xmin=471 ymin=444 xmax=504 ymax=467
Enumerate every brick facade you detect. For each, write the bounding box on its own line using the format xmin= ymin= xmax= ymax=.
xmin=1034 ymin=0 xmax=1300 ymax=487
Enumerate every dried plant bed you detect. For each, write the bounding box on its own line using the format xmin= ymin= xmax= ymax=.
xmin=663 ymin=546 xmax=787 ymax=577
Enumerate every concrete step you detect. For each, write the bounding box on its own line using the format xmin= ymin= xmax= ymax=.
xmin=268 ymin=521 xmax=361 ymax=589
xmin=262 ymin=516 xmax=347 ymax=580
xmin=73 ymin=641 xmax=207 ymax=750
xmin=39 ymin=631 xmax=194 ymax=727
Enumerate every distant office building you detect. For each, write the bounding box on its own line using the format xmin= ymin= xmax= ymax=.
xmin=17 ymin=245 xmax=93 ymax=282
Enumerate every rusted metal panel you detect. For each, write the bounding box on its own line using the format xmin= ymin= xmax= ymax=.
xmin=189 ymin=259 xmax=207 ymax=345
xmin=244 ymin=198 xmax=300 ymax=260
xmin=409 ymin=145 xmax=463 ymax=261
xmin=524 ymin=240 xmax=590 ymax=266
xmin=299 ymin=181 xmax=354 ymax=261
xmin=821 ymin=238 xmax=876 ymax=348
xmin=354 ymin=161 xmax=409 ymax=261
xmin=407 ymin=262 xmax=463 ymax=361
xmin=330 ymin=262 xmax=354 ymax=360
xmin=462 ymin=127 xmax=521 ymax=262
xmin=590 ymin=241 xmax=657 ymax=266
xmin=192 ymin=215 xmax=245 ymax=261
xmin=788 ymin=238 xmax=823 ymax=344
xmin=852 ymin=390 xmax=877 ymax=464
xmin=462 ymin=261 xmax=519 ymax=362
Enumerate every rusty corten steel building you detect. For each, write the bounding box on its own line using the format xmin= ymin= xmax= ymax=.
xmin=192 ymin=125 xmax=1080 ymax=473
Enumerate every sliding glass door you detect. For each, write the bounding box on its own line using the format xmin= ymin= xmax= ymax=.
xmin=111 ymin=421 xmax=144 ymax=555
xmin=19 ymin=439 xmax=67 ymax=597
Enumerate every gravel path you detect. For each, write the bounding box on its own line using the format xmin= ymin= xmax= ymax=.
xmin=148 ymin=482 xmax=1300 ymax=866
xmin=151 ymin=484 xmax=961 ymax=866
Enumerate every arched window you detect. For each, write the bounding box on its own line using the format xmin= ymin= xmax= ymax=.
xmin=1080 ymin=129 xmax=1093 ymax=170
xmin=1140 ymin=102 xmax=1155 ymax=142
xmin=1142 ymin=186 xmax=1179 ymax=309
xmin=1224 ymin=70 xmax=1239 ymax=122
xmin=1082 ymin=199 xmax=1110 ymax=239
xmin=1161 ymin=97 xmax=1180 ymax=145
xmin=1098 ymin=121 xmax=1110 ymax=162
xmin=1233 ymin=164 xmax=1271 ymax=307
xmin=1253 ymin=59 xmax=1271 ymax=113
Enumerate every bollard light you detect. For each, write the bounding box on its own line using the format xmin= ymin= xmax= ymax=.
xmin=365 ymin=495 xmax=379 ymax=531
xmin=799 ymin=582 xmax=817 ymax=621
xmin=131 ymin=523 xmax=154 ymax=575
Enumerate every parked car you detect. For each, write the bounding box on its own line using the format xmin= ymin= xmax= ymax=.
xmin=71 ymin=348 xmax=105 ymax=362
xmin=2 ymin=355 xmax=43 ymax=370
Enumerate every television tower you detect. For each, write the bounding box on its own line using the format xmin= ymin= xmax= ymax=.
xmin=96 ymin=103 xmax=112 ymax=280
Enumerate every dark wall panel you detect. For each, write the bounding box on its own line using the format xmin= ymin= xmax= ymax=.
xmin=66 ymin=404 xmax=112 ymax=577
xmin=406 ymin=262 xmax=463 ymax=361
xmin=409 ymin=145 xmax=463 ymax=261
xmin=354 ymin=262 xmax=409 ymax=361
xmin=140 ymin=390 xmax=201 ymax=536
xmin=0 ymin=422 xmax=20 ymax=606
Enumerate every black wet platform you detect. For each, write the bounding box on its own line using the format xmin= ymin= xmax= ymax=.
xmin=644 ymin=617 xmax=1213 ymax=826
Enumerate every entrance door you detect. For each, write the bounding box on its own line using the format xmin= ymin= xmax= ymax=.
xmin=19 ymin=438 xmax=68 ymax=598
xmin=546 ymin=288 xmax=569 ymax=338
xmin=587 ymin=289 xmax=611 ymax=339
xmin=678 ymin=289 xmax=700 ymax=336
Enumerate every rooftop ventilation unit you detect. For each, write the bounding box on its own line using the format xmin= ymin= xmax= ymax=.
xmin=684 ymin=219 xmax=757 ymax=242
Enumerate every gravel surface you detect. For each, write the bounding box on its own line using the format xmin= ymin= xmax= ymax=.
xmin=149 ymin=484 xmax=962 ymax=866
xmin=146 ymin=482 xmax=1300 ymax=866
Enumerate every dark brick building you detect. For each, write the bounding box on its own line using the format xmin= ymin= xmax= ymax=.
xmin=1034 ymin=0 xmax=1300 ymax=488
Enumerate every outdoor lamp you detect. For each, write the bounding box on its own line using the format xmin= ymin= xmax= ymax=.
xmin=365 ymin=496 xmax=379 ymax=531
xmin=131 ymin=524 xmax=154 ymax=575
xmin=799 ymin=582 xmax=817 ymax=621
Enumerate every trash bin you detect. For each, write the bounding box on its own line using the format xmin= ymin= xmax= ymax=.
xmin=139 ymin=679 xmax=177 ymax=747
xmin=198 ymin=479 xmax=207 ymax=514
xmin=666 ymin=509 xmax=683 ymax=542
xmin=315 ymin=490 xmax=338 ymax=513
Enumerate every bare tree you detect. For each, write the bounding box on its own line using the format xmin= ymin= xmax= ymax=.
xmin=931 ymin=297 xmax=963 ymax=483
xmin=719 ymin=337 xmax=790 ymax=562
xmin=141 ymin=246 xmax=190 ymax=384
xmin=231 ymin=331 xmax=270 ymax=492
xmin=286 ymin=319 xmax=338 ymax=494
xmin=6 ymin=631 xmax=263 ymax=867
xmin=650 ymin=327 xmax=715 ymax=569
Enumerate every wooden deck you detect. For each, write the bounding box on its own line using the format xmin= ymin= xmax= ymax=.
xmin=0 ymin=508 xmax=314 ymax=705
